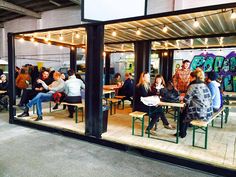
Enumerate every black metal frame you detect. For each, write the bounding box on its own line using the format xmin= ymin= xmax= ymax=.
xmin=7 ymin=2 xmax=236 ymax=174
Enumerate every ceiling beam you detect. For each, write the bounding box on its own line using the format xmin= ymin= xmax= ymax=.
xmin=0 ymin=0 xmax=41 ymax=19
xmin=0 ymin=23 xmax=3 ymax=28
xmin=69 ymin=0 xmax=80 ymax=5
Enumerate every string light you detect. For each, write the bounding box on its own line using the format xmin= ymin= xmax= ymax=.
xmin=71 ymin=46 xmax=75 ymax=50
xmin=48 ymin=41 xmax=51 ymax=45
xmin=30 ymin=36 xmax=35 ymax=42
xmin=231 ymin=9 xmax=236 ymax=19
xmin=112 ymin=30 xmax=117 ymax=37
xmin=219 ymin=37 xmax=224 ymax=45
xmin=164 ymin=52 xmax=168 ymax=56
xmin=136 ymin=29 xmax=141 ymax=35
xmin=59 ymin=34 xmax=64 ymax=41
xmin=75 ymin=32 xmax=80 ymax=38
xmin=44 ymin=35 xmax=49 ymax=42
xmin=162 ymin=25 xmax=168 ymax=33
xmin=19 ymin=37 xmax=24 ymax=43
xmin=190 ymin=39 xmax=194 ymax=46
xmin=204 ymin=38 xmax=208 ymax=45
xmin=60 ymin=46 xmax=63 ymax=49
xmin=193 ymin=18 xmax=199 ymax=28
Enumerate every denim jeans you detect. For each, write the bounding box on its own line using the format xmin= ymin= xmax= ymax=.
xmin=27 ymin=92 xmax=52 ymax=116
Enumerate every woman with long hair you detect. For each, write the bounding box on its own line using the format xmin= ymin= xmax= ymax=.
xmin=135 ymin=72 xmax=174 ymax=135
xmin=151 ymin=74 xmax=165 ymax=95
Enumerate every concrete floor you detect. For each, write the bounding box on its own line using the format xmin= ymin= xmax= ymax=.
xmin=0 ymin=111 xmax=216 ymax=177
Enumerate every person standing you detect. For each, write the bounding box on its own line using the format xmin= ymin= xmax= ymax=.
xmin=63 ymin=69 xmax=85 ymax=118
xmin=173 ymin=60 xmax=191 ymax=93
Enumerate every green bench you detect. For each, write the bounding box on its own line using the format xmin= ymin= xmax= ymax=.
xmin=190 ymin=107 xmax=224 ymax=149
xmin=129 ymin=111 xmax=147 ymax=136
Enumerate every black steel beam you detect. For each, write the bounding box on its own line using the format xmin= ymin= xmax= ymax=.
xmin=85 ymin=24 xmax=104 ymax=138
xmin=104 ymin=52 xmax=111 ymax=85
xmin=7 ymin=32 xmax=16 ymax=123
xmin=159 ymin=50 xmax=174 ymax=82
xmin=133 ymin=41 xmax=151 ymax=111
xmin=70 ymin=47 xmax=77 ymax=72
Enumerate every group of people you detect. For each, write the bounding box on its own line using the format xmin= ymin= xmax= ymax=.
xmin=17 ymin=67 xmax=85 ymax=121
xmin=134 ymin=59 xmax=222 ymax=137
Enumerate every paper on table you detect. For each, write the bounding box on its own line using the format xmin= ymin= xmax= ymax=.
xmin=141 ymin=96 xmax=160 ymax=106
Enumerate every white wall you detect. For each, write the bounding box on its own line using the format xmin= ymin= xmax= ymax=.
xmin=1 ymin=6 xmax=81 ymax=68
xmin=147 ymin=0 xmax=174 ymax=15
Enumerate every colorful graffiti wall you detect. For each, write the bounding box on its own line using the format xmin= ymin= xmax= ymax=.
xmin=190 ymin=51 xmax=236 ymax=91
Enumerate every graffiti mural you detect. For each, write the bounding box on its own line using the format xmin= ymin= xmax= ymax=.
xmin=190 ymin=51 xmax=236 ymax=91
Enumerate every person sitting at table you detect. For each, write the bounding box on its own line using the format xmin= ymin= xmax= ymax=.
xmin=177 ymin=68 xmax=213 ymax=138
xmin=111 ymin=73 xmax=123 ymax=87
xmin=118 ymin=72 xmax=134 ymax=105
xmin=17 ymin=70 xmax=53 ymax=108
xmin=0 ymin=74 xmax=8 ymax=111
xmin=63 ymin=69 xmax=85 ymax=118
xmin=206 ymin=71 xmax=222 ymax=112
xmin=18 ymin=71 xmax=65 ymax=121
xmin=151 ymin=74 xmax=165 ymax=95
xmin=134 ymin=72 xmax=174 ymax=136
xmin=16 ymin=68 xmax=31 ymax=97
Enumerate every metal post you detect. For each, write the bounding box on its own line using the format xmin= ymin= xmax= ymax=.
xmin=104 ymin=52 xmax=111 ymax=85
xmin=70 ymin=47 xmax=77 ymax=72
xmin=85 ymin=24 xmax=104 ymax=138
xmin=7 ymin=33 xmax=16 ymax=123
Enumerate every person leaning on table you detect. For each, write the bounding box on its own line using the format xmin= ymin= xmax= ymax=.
xmin=18 ymin=71 xmax=65 ymax=121
xmin=134 ymin=72 xmax=174 ymax=136
xmin=177 ymin=68 xmax=213 ymax=138
xmin=63 ymin=69 xmax=85 ymax=118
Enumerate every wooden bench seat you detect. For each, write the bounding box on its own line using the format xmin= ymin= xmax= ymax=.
xmin=114 ymin=96 xmax=126 ymax=109
xmin=129 ymin=111 xmax=147 ymax=136
xmin=61 ymin=102 xmax=84 ymax=123
xmin=106 ymin=98 xmax=120 ymax=115
xmin=190 ymin=107 xmax=224 ymax=149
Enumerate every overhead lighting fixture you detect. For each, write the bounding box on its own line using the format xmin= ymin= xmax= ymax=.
xmin=44 ymin=35 xmax=49 ymax=42
xmin=204 ymin=38 xmax=208 ymax=45
xmin=34 ymin=41 xmax=38 ymax=46
xmin=112 ymin=30 xmax=117 ymax=37
xmin=231 ymin=9 xmax=236 ymax=19
xmin=193 ymin=18 xmax=199 ymax=28
xmin=162 ymin=25 xmax=168 ymax=33
xmin=136 ymin=29 xmax=141 ymax=35
xmin=19 ymin=37 xmax=24 ymax=43
xmin=190 ymin=39 xmax=194 ymax=46
xmin=30 ymin=36 xmax=35 ymax=42
xmin=60 ymin=46 xmax=63 ymax=49
xmin=59 ymin=34 xmax=63 ymax=41
xmin=164 ymin=52 xmax=168 ymax=56
xmin=48 ymin=41 xmax=52 ymax=46
xmin=219 ymin=37 xmax=224 ymax=45
xmin=75 ymin=32 xmax=80 ymax=38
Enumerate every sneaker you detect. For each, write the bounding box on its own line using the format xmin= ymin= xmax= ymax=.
xmin=164 ymin=124 xmax=175 ymax=130
xmin=17 ymin=112 xmax=29 ymax=117
xmin=35 ymin=116 xmax=43 ymax=121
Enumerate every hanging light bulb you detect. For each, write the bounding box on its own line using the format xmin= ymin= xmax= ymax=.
xmin=190 ymin=39 xmax=194 ymax=46
xmin=204 ymin=38 xmax=208 ymax=45
xmin=30 ymin=36 xmax=35 ymax=42
xmin=48 ymin=41 xmax=52 ymax=46
xmin=231 ymin=9 xmax=236 ymax=19
xmin=193 ymin=18 xmax=199 ymax=28
xmin=164 ymin=52 xmax=168 ymax=56
xmin=136 ymin=29 xmax=141 ymax=35
xmin=44 ymin=35 xmax=49 ymax=42
xmin=75 ymin=32 xmax=80 ymax=38
xmin=60 ymin=46 xmax=63 ymax=49
xmin=19 ymin=37 xmax=25 ymax=43
xmin=162 ymin=25 xmax=168 ymax=33
xmin=71 ymin=46 xmax=75 ymax=50
xmin=103 ymin=52 xmax=106 ymax=57
xmin=59 ymin=34 xmax=64 ymax=41
xmin=219 ymin=37 xmax=224 ymax=45
xmin=112 ymin=30 xmax=117 ymax=37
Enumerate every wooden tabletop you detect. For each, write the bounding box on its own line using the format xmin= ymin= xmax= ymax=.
xmin=103 ymin=90 xmax=115 ymax=95
xmin=223 ymin=92 xmax=236 ymax=97
xmin=103 ymin=85 xmax=120 ymax=90
xmin=0 ymin=90 xmax=7 ymax=94
xmin=159 ymin=101 xmax=185 ymax=108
